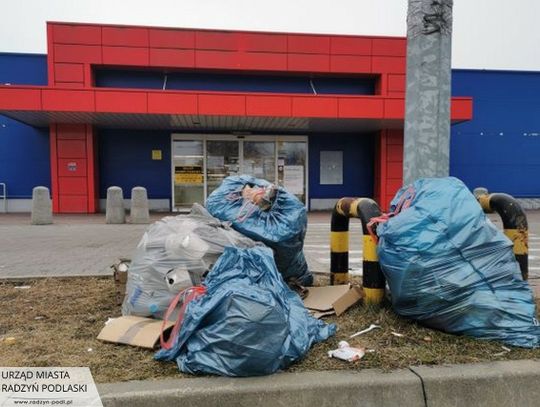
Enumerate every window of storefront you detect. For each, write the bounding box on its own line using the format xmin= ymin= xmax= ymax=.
xmin=171 ymin=134 xmax=308 ymax=211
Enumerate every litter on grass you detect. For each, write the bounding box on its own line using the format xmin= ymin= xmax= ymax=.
xmin=328 ymin=341 xmax=366 ymax=362
xmin=350 ymin=324 xmax=381 ymax=338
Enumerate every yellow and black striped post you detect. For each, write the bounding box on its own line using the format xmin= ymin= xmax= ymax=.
xmin=476 ymin=191 xmax=529 ymax=280
xmin=330 ymin=197 xmax=386 ymax=305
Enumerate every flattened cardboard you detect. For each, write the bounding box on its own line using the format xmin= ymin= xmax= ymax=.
xmin=303 ymin=285 xmax=351 ymax=311
xmin=303 ymin=285 xmax=363 ymax=318
xmin=333 ymin=286 xmax=363 ymax=316
xmin=310 ymin=310 xmax=336 ymax=319
xmin=97 ymin=316 xmax=174 ymax=349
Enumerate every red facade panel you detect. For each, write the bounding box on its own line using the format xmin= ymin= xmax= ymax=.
xmin=240 ymin=33 xmax=287 ymax=52
xmin=56 ymin=123 xmax=88 ymax=139
xmin=149 ymin=48 xmax=195 ymax=68
xmin=372 ymin=56 xmax=406 ymax=74
xmin=195 ymin=50 xmax=240 ymax=69
xmin=56 ymin=139 xmax=87 ymax=159
xmin=149 ymin=29 xmax=195 ymax=48
xmin=384 ymin=99 xmax=405 ymax=119
xmin=198 ymin=94 xmax=245 ymax=115
xmin=59 ymin=195 xmax=88 ymax=213
xmin=246 ymin=95 xmax=292 ymax=116
xmin=330 ymin=37 xmax=372 ymax=55
xmin=54 ymin=63 xmax=85 ymax=82
xmin=58 ymin=158 xmax=88 ymax=177
xmin=53 ymin=44 xmax=102 ymax=64
xmin=102 ymin=46 xmax=150 ymax=66
xmin=387 ymin=161 xmax=402 ymax=176
xmin=52 ymin=24 xmax=101 ymax=45
xmin=95 ymin=91 xmax=147 ymax=113
xmin=288 ymin=35 xmax=330 ymax=54
xmin=195 ymin=31 xmax=238 ymax=50
xmin=330 ymin=55 xmax=371 ymax=73
xmin=102 ymin=27 xmax=149 ymax=47
xmin=451 ymin=99 xmax=474 ymax=120
xmin=388 ymin=74 xmax=405 ymax=92
xmin=288 ymin=53 xmax=329 ymax=72
xmin=0 ymin=88 xmax=41 ymax=110
xmin=338 ymin=98 xmax=384 ymax=118
xmin=240 ymin=52 xmax=287 ymax=71
xmin=55 ymin=82 xmax=84 ymax=89
xmin=58 ymin=177 xmax=88 ymax=195
xmin=372 ymin=38 xmax=406 ymax=56
xmin=387 ymin=144 xmax=404 ymax=161
xmin=292 ymin=97 xmax=338 ymax=117
xmin=42 ymin=89 xmax=95 ymax=112
xmin=147 ymin=93 xmax=198 ymax=114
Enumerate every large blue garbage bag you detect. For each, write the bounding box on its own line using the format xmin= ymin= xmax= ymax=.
xmin=377 ymin=177 xmax=540 ymax=348
xmin=155 ymin=246 xmax=336 ymax=376
xmin=206 ymin=175 xmax=312 ymax=285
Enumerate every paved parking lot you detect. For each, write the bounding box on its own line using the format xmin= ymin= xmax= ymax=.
xmin=1 ymin=211 xmax=539 ymax=295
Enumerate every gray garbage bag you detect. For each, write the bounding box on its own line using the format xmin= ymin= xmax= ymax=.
xmin=122 ymin=203 xmax=258 ymax=318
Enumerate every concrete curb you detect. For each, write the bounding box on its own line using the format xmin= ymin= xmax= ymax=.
xmin=97 ymin=360 xmax=540 ymax=407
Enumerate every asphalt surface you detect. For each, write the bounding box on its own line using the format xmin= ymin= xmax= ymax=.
xmin=0 ymin=211 xmax=539 ymax=297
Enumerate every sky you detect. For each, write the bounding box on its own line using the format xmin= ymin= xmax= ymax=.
xmin=1 ymin=0 xmax=539 ymax=71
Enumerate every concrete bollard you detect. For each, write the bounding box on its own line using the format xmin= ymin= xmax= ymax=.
xmin=31 ymin=186 xmax=53 ymax=225
xmin=106 ymin=186 xmax=125 ymax=224
xmin=130 ymin=186 xmax=150 ymax=224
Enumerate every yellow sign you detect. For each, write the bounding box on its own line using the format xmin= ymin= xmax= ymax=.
xmin=152 ymin=150 xmax=162 ymax=160
xmin=175 ymin=173 xmax=203 ymax=184
xmin=175 ymin=166 xmax=203 ymax=185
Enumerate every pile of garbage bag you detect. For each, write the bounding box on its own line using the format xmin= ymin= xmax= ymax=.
xmin=377 ymin=177 xmax=540 ymax=348
xmin=155 ymin=246 xmax=335 ymax=376
xmin=122 ymin=203 xmax=258 ymax=318
xmin=206 ymin=175 xmax=313 ymax=286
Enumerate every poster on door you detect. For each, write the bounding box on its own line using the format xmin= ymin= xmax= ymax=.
xmin=175 ymin=166 xmax=203 ymax=184
xmin=283 ymin=165 xmax=304 ymax=195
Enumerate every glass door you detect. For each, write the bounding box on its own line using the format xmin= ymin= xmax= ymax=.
xmin=206 ymin=140 xmax=240 ymax=196
xmin=243 ymin=141 xmax=276 ymax=182
xmin=171 ymin=134 xmax=308 ymax=210
xmin=278 ymin=141 xmax=307 ymax=203
xmin=172 ymin=140 xmax=204 ymax=210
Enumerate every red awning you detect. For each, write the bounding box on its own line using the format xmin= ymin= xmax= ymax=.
xmin=0 ymin=86 xmax=472 ymax=132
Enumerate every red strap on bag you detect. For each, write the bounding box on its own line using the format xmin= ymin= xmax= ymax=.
xmin=367 ymin=186 xmax=416 ymax=243
xmin=160 ymin=286 xmax=207 ymax=350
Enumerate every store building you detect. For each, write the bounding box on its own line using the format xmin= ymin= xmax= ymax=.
xmin=0 ymin=22 xmax=477 ymax=212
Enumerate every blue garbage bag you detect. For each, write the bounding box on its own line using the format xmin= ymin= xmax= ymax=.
xmin=155 ymin=246 xmax=336 ymax=376
xmin=206 ymin=175 xmax=312 ymax=285
xmin=377 ymin=177 xmax=540 ymax=348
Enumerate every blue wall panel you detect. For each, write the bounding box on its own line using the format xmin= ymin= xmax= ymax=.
xmin=95 ymin=69 xmax=375 ymax=95
xmin=98 ymin=129 xmax=171 ymax=202
xmin=0 ymin=53 xmax=49 ymax=199
xmin=451 ymin=70 xmax=540 ymax=197
xmin=308 ymin=133 xmax=375 ymax=200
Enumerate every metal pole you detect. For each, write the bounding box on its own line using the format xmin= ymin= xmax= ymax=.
xmin=403 ymin=0 xmax=454 ymax=184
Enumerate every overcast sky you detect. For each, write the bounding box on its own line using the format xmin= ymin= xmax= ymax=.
xmin=1 ymin=0 xmax=539 ymax=71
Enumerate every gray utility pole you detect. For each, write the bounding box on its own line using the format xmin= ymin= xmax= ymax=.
xmin=403 ymin=0 xmax=453 ymax=185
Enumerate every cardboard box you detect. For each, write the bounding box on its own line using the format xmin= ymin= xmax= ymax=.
xmin=303 ymin=284 xmax=363 ymax=318
xmin=97 ymin=316 xmax=174 ymax=349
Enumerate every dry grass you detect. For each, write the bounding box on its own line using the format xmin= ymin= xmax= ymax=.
xmin=1 ymin=277 xmax=540 ymax=383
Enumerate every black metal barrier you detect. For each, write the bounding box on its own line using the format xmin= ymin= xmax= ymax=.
xmin=476 ymin=191 xmax=529 ymax=280
xmin=330 ymin=197 xmax=385 ymax=305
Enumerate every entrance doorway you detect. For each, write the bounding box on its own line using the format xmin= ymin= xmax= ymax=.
xmin=171 ymin=134 xmax=308 ymax=211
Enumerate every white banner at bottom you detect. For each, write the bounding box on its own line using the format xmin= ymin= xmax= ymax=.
xmin=0 ymin=367 xmax=102 ymax=406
